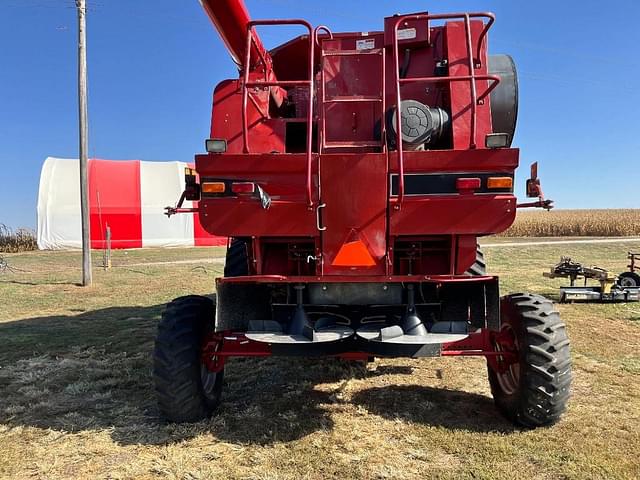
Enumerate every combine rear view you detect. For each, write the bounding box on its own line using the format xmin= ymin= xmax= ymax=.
xmin=155 ymin=0 xmax=572 ymax=427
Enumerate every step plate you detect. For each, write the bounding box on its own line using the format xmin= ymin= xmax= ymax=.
xmin=245 ymin=326 xmax=355 ymax=356
xmin=355 ymin=324 xmax=468 ymax=357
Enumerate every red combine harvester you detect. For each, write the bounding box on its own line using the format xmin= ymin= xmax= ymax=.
xmin=155 ymin=0 xmax=571 ymax=427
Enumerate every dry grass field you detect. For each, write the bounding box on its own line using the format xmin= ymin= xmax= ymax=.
xmin=1 ymin=242 xmax=639 ymax=479
xmin=501 ymin=209 xmax=640 ymax=237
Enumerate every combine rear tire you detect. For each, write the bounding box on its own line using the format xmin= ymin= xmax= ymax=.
xmin=466 ymin=246 xmax=487 ymax=276
xmin=618 ymin=271 xmax=640 ymax=287
xmin=488 ymin=293 xmax=572 ymax=428
xmin=224 ymin=237 xmax=250 ymax=277
xmin=153 ymin=295 xmax=224 ymax=423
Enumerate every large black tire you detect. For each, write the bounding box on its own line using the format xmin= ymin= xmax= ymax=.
xmin=224 ymin=237 xmax=250 ymax=277
xmin=153 ymin=295 xmax=224 ymax=423
xmin=618 ymin=271 xmax=640 ymax=287
xmin=488 ymin=293 xmax=572 ymax=428
xmin=466 ymin=246 xmax=487 ymax=276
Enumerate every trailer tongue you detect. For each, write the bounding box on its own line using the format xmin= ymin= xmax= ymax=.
xmin=154 ymin=0 xmax=572 ymax=428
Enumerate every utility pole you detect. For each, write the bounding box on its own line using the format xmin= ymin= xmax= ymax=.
xmin=76 ymin=0 xmax=92 ymax=286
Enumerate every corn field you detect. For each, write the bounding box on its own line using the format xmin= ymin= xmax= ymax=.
xmin=501 ymin=209 xmax=640 ymax=237
xmin=0 ymin=224 xmax=37 ymax=253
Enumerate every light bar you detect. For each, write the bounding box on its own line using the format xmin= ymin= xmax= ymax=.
xmin=205 ymin=138 xmax=227 ymax=153
xmin=456 ymin=177 xmax=481 ymax=192
xmin=231 ymin=182 xmax=255 ymax=194
xmin=485 ymin=133 xmax=509 ymax=149
xmin=201 ymin=182 xmax=226 ymax=193
xmin=487 ymin=177 xmax=513 ymax=189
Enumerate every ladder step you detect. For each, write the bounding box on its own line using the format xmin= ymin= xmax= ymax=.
xmin=322 ymin=48 xmax=383 ymax=56
xmin=324 ymin=95 xmax=383 ymax=103
xmin=323 ymin=140 xmax=382 ymax=148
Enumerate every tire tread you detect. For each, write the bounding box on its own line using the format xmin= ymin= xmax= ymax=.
xmin=153 ymin=295 xmax=222 ymax=423
xmin=489 ymin=293 xmax=572 ymax=428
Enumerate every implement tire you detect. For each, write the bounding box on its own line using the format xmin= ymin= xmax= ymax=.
xmin=488 ymin=293 xmax=572 ymax=428
xmin=618 ymin=271 xmax=640 ymax=287
xmin=153 ymin=295 xmax=223 ymax=423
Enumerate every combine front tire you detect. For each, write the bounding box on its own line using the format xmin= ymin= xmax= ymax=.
xmin=153 ymin=295 xmax=224 ymax=423
xmin=488 ymin=293 xmax=572 ymax=428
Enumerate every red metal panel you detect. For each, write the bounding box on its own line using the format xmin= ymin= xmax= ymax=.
xmin=193 ymin=202 xmax=227 ymax=246
xmin=320 ymin=153 xmax=387 ymax=275
xmin=210 ymin=80 xmax=285 ymax=154
xmin=383 ymin=13 xmax=430 ymax=46
xmin=199 ymin=199 xmax=316 ymax=237
xmin=383 ymin=13 xmax=440 ymax=112
xmin=390 ymin=195 xmax=516 ymax=236
xmin=216 ymin=275 xmax=497 ymax=285
xmin=195 ymin=152 xmax=317 ymax=201
xmin=456 ymin=234 xmax=478 ymax=274
xmin=445 ymin=19 xmax=493 ymax=149
xmin=194 ymin=143 xmax=317 ymax=238
xmin=389 ymin=148 xmax=519 ymax=173
xmin=88 ymin=159 xmax=142 ymax=249
xmin=387 ymin=149 xmax=518 ymax=236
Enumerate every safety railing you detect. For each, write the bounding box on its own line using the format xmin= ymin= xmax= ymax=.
xmin=242 ymin=19 xmax=315 ymax=206
xmin=391 ymin=12 xmax=500 ymax=203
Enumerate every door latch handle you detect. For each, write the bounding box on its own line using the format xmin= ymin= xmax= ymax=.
xmin=316 ymin=203 xmax=327 ymax=231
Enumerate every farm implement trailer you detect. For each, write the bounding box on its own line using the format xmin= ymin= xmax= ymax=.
xmin=544 ymin=255 xmax=640 ymax=303
xmin=620 ymin=252 xmax=640 ymax=287
xmin=154 ymin=0 xmax=572 ymax=427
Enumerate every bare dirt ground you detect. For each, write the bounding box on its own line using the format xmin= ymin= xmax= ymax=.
xmin=0 ymin=241 xmax=639 ymax=479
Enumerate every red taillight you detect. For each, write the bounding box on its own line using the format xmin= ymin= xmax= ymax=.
xmin=231 ymin=182 xmax=255 ymax=194
xmin=456 ymin=177 xmax=481 ymax=192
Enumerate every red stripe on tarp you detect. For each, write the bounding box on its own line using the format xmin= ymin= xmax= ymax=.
xmin=89 ymin=159 xmax=142 ymax=249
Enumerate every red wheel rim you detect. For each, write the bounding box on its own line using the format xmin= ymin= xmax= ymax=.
xmin=493 ymin=324 xmax=520 ymax=395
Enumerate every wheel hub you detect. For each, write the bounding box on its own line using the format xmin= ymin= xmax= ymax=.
xmin=491 ymin=325 xmax=520 ymax=394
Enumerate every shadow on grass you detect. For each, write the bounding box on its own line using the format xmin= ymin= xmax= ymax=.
xmin=351 ymin=385 xmax=517 ymax=433
xmin=0 ymin=303 xmax=515 ymax=446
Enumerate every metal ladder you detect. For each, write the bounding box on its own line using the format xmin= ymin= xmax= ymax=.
xmin=318 ymin=40 xmax=386 ymax=152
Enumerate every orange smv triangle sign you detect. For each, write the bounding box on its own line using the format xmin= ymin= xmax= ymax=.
xmin=331 ymin=231 xmax=376 ymax=267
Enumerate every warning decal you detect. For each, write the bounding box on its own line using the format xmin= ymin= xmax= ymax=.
xmin=356 ymin=38 xmax=376 ymax=50
xmin=397 ymin=28 xmax=417 ymax=40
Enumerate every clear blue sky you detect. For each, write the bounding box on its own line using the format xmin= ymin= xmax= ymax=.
xmin=1 ymin=0 xmax=639 ymax=229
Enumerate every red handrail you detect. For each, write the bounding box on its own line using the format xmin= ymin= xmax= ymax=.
xmin=392 ymin=12 xmax=497 ymax=204
xmin=241 ymin=19 xmax=315 ymax=206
